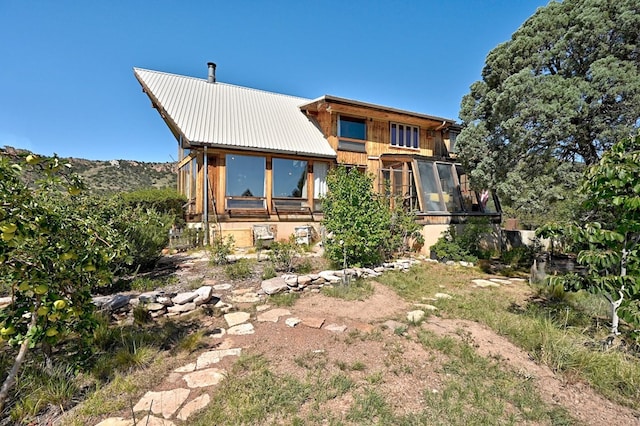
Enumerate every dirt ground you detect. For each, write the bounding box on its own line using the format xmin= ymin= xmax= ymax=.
xmin=222 ymin=280 xmax=640 ymax=425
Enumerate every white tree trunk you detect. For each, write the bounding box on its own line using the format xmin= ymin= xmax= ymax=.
xmin=0 ymin=316 xmax=36 ymax=411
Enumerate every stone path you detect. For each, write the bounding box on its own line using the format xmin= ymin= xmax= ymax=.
xmin=95 ymin=261 xmax=526 ymax=425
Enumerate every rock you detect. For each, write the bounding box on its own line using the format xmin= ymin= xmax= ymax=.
xmin=138 ymin=292 xmax=158 ymax=303
xmin=94 ymin=294 xmax=131 ymax=311
xmin=146 ymin=303 xmax=167 ymax=311
xmin=129 ymin=298 xmax=140 ymax=308
xmin=459 ymin=261 xmax=474 ymax=267
xmin=157 ymin=296 xmax=173 ymax=306
xmin=95 ymin=418 xmax=133 ymax=426
xmin=489 ymin=278 xmax=513 ymax=285
xmin=257 ymin=308 xmax=291 ymax=323
xmin=282 ymin=274 xmax=298 ymax=286
xmin=0 ymin=296 xmax=12 ymax=309
xmin=213 ymin=283 xmax=232 ymax=291
xmin=172 ymin=292 xmax=198 ymax=305
xmin=324 ymin=323 xmax=347 ymax=333
xmin=472 ymin=279 xmax=500 ymax=288
xmin=194 ymin=286 xmax=213 ymax=305
xmin=319 ymin=271 xmax=341 ymax=283
xmin=196 ymin=348 xmax=242 ymax=369
xmin=510 ymin=278 xmax=526 ymax=282
xmin=133 ymin=388 xmax=190 ymax=419
xmin=302 ymin=317 xmax=325 ymax=329
xmin=135 ymin=415 xmax=176 ymax=426
xmin=224 ymin=312 xmax=250 ymax=327
xmin=255 ymin=304 xmax=271 ymax=312
xmin=414 ymin=303 xmax=438 ymax=311
xmin=297 ymin=275 xmax=312 ymax=286
xmin=374 ymin=267 xmax=385 ymax=273
xmin=261 ymin=277 xmax=289 ymax=295
xmin=307 ymin=274 xmax=320 ymax=281
xmin=167 ymin=302 xmax=197 ymax=314
xmin=434 ymin=293 xmax=453 ymax=299
xmin=174 ymin=363 xmax=196 ymax=373
xmin=227 ymin=323 xmax=255 ymax=335
xmin=183 ymin=367 xmax=225 ymax=388
xmin=285 ymin=317 xmax=301 ymax=327
xmin=177 ymin=394 xmax=211 ymax=421
xmin=407 ymin=310 xmax=426 ymax=323
xmin=352 ymin=322 xmax=375 ymax=333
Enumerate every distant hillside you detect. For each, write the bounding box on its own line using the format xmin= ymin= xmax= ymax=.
xmin=1 ymin=146 xmax=176 ymax=195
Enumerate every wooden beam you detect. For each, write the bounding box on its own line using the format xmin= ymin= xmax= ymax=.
xmin=177 ymin=152 xmax=197 ymax=170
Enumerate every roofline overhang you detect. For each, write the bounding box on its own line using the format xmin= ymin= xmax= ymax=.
xmin=188 ymin=142 xmax=337 ymax=160
xmin=300 ymin=95 xmax=458 ymax=126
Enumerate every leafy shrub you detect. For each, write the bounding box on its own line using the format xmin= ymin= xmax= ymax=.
xmin=119 ymin=187 xmax=187 ymax=226
xmin=429 ymin=231 xmax=477 ymax=263
xmin=209 ymin=234 xmax=235 ymax=265
xmin=225 ymin=258 xmax=254 ymax=280
xmin=262 ymin=263 xmax=277 ymax=280
xmin=322 ymin=166 xmax=392 ymax=267
xmin=268 ymin=236 xmax=303 ymax=272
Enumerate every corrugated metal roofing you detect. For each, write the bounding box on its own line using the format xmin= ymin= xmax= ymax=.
xmin=134 ymin=68 xmax=336 ymax=158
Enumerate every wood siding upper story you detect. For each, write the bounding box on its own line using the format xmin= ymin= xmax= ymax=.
xmin=310 ymin=104 xmax=452 ymax=167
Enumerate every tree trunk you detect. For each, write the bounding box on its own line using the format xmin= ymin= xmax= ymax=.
xmin=0 ymin=316 xmax=36 ymax=412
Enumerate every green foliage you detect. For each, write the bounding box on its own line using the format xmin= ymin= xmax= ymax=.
xmin=118 ymin=187 xmax=186 ymax=226
xmin=261 ymin=263 xmax=277 ymax=280
xmin=539 ymin=136 xmax=640 ymax=330
xmin=430 ymin=219 xmax=492 ymax=263
xmin=457 ymin=0 xmax=640 ymax=222
xmin=209 ymin=234 xmax=234 ymax=265
xmin=225 ymin=258 xmax=254 ymax=280
xmin=268 ymin=235 xmax=303 ymax=272
xmin=0 ymin=153 xmax=132 ymax=410
xmin=321 ymin=279 xmax=374 ymax=301
xmin=322 ymin=166 xmax=392 ymax=267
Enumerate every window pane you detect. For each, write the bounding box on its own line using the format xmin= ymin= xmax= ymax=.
xmin=405 ymin=127 xmax=412 ymax=148
xmin=273 ymin=158 xmax=307 ymax=198
xmin=413 ymin=127 xmax=419 ymax=148
xmin=417 ymin=161 xmax=443 ymax=211
xmin=399 ymin=125 xmax=404 ymax=146
xmin=313 ymin=162 xmax=328 ymax=198
xmin=480 ymin=189 xmax=499 ymax=213
xmin=338 ymin=140 xmax=366 ymax=152
xmin=339 ymin=116 xmax=366 ymax=140
xmin=456 ymin=166 xmax=479 ymax=212
xmin=225 ymin=154 xmax=265 ymax=197
xmin=436 ymin=163 xmax=463 ymax=212
xmin=390 ymin=124 xmax=397 ymax=146
xmin=227 ymin=198 xmax=266 ymax=209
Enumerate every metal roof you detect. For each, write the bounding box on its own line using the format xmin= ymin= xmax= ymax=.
xmin=300 ymin=95 xmax=457 ymax=126
xmin=134 ymin=68 xmax=336 ymax=158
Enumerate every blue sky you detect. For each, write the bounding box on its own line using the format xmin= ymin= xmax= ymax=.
xmin=0 ymin=1 xmax=550 ymax=162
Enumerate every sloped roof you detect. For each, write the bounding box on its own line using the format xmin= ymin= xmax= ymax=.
xmin=134 ymin=68 xmax=336 ymax=158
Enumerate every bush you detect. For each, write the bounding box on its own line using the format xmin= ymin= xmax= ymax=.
xmin=268 ymin=236 xmax=303 ymax=272
xmin=118 ymin=188 xmax=187 ymax=226
xmin=429 ymin=231 xmax=477 ymax=263
xmin=209 ymin=234 xmax=235 ymax=265
xmin=322 ymin=166 xmax=392 ymax=267
xmin=225 ymin=258 xmax=254 ymax=280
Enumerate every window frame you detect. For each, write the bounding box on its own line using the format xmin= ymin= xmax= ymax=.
xmin=390 ymin=123 xmax=420 ymax=150
xmin=338 ymin=115 xmax=367 ymax=153
xmin=224 ymin=153 xmax=267 ymax=212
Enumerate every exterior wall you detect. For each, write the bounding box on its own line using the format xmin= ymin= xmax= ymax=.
xmin=420 ymin=224 xmax=449 ymax=256
xmin=214 ymin=221 xmax=321 ymax=248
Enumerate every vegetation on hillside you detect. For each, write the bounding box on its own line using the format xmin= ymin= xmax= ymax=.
xmin=1 ymin=146 xmax=176 ymax=195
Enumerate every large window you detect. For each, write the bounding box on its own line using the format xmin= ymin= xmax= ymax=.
xmin=225 ymin=154 xmax=266 ymax=209
xmin=417 ymin=161 xmax=445 ymax=212
xmin=338 ymin=116 xmax=367 ymax=153
xmin=339 ymin=116 xmax=366 ymax=140
xmin=272 ymin=158 xmax=307 ymax=198
xmin=390 ymin=123 xmax=419 ymax=149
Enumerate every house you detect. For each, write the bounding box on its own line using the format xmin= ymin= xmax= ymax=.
xmin=133 ymin=63 xmax=500 ymax=252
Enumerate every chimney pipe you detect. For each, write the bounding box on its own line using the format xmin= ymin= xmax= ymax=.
xmin=207 ymin=62 xmax=216 ymax=83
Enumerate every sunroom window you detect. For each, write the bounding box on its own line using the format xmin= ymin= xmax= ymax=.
xmin=272 ymin=158 xmax=310 ymax=213
xmin=225 ymin=154 xmax=266 ymax=210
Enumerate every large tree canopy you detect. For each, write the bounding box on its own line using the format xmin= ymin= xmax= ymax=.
xmin=457 ymin=0 xmax=640 ymax=211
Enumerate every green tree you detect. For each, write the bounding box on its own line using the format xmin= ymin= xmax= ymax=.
xmin=322 ymin=166 xmax=392 ymax=267
xmin=457 ymin=0 xmax=640 ymax=221
xmin=540 ymin=135 xmax=640 ymax=334
xmin=0 ymin=154 xmax=124 ymax=410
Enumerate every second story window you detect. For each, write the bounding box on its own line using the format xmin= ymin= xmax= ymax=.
xmin=390 ymin=123 xmax=419 ymax=149
xmin=339 ymin=116 xmax=366 ymax=140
